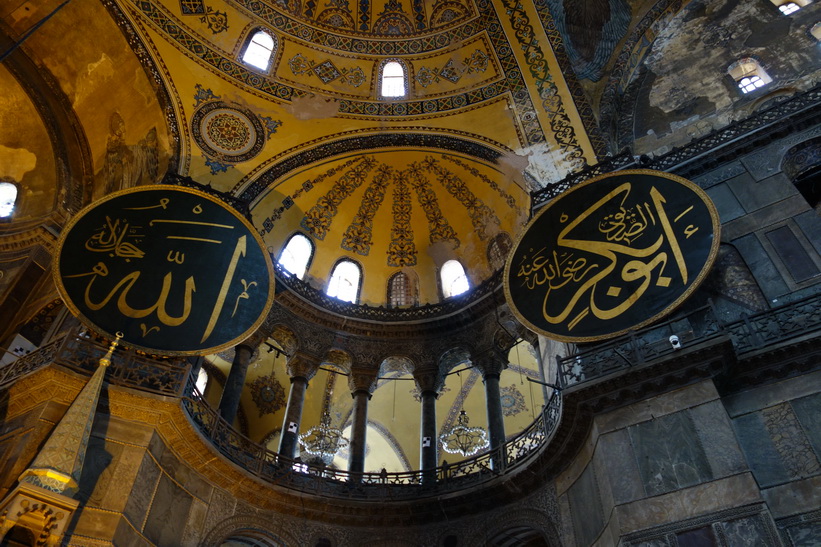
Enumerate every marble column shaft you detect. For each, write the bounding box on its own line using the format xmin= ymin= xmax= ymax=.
xmin=279 ymin=376 xmax=309 ymax=459
xmin=348 ymin=389 xmax=371 ymax=474
xmin=218 ymin=344 xmax=253 ymax=424
xmin=420 ymin=390 xmax=438 ymax=472
xmin=484 ymin=372 xmax=506 ymax=451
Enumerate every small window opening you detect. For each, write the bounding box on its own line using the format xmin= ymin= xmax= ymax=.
xmin=811 ymin=22 xmax=821 ymax=41
xmin=242 ymin=30 xmax=276 ymax=70
xmin=326 ymin=260 xmax=361 ymax=303
xmin=770 ymin=0 xmax=812 ymax=14
xmin=728 ymin=58 xmax=772 ymax=94
xmin=487 ymin=233 xmax=513 ymax=271
xmin=0 ymin=182 xmax=17 ymax=218
xmin=441 ymin=260 xmax=469 ymax=298
xmin=279 ymin=233 xmax=313 ymax=279
xmin=388 ymin=271 xmax=412 ymax=307
xmin=380 ymin=61 xmax=406 ymax=98
xmin=195 ymin=367 xmax=209 ymax=394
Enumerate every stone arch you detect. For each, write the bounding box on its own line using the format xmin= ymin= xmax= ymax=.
xmin=465 ymin=508 xmax=562 ymax=546
xmin=201 ymin=514 xmax=297 ymax=546
xmin=782 ymin=136 xmax=821 ymax=209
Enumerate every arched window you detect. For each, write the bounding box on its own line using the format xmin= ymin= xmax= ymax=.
xmin=242 ymin=29 xmax=276 ymax=71
xmin=380 ymin=60 xmax=407 ymax=98
xmin=0 ymin=182 xmax=18 ymax=219
xmin=279 ymin=233 xmax=313 ymax=279
xmin=441 ymin=260 xmax=469 ymax=298
xmin=326 ymin=259 xmax=362 ymax=303
xmin=388 ymin=271 xmax=414 ymax=307
xmin=487 ymin=232 xmax=513 ymax=271
xmin=812 ymin=22 xmax=821 ymax=41
xmin=195 ymin=367 xmax=209 ymax=394
xmin=728 ymin=58 xmax=772 ymax=94
xmin=770 ymin=0 xmax=811 ymax=14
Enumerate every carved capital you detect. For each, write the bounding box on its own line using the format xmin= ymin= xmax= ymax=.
xmin=348 ymin=370 xmax=378 ymax=394
xmin=285 ymin=351 xmax=320 ymax=381
xmin=471 ymin=352 xmax=507 ymax=379
xmin=412 ymin=368 xmax=443 ymax=395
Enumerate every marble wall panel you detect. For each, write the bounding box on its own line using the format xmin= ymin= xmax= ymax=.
xmin=706 ymin=183 xmax=745 ymax=224
xmin=123 ymin=451 xmax=161 ymax=531
xmin=690 ymin=402 xmax=747 ymax=479
xmin=143 ymin=474 xmax=194 ymax=545
xmin=77 ymin=436 xmax=118 ymax=507
xmin=675 ymin=526 xmax=717 ymax=547
xmin=760 ymin=404 xmax=820 ymax=479
xmin=787 ymin=521 xmax=821 ymax=546
xmin=628 ymin=411 xmax=712 ymax=497
xmin=720 ymin=515 xmax=771 ymax=546
xmin=732 ymin=233 xmax=789 ymax=300
xmin=182 ymin=498 xmax=209 ymax=547
xmin=732 ymin=413 xmax=791 ymax=488
xmin=791 ymin=394 xmax=821 ymax=461
xmin=596 ymin=428 xmax=644 ymax=505
xmin=114 ymin=513 xmax=151 ymax=547
xmin=568 ymin=463 xmax=605 ymax=546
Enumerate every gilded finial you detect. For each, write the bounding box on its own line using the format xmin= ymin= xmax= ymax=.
xmin=98 ymin=332 xmax=123 ymax=368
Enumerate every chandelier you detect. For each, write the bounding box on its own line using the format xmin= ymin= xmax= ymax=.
xmin=298 ymin=412 xmax=349 ymax=465
xmin=439 ymin=409 xmax=489 ymax=457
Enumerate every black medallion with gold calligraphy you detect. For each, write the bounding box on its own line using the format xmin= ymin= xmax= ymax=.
xmin=504 ymin=170 xmax=720 ymax=343
xmin=55 ymin=186 xmax=275 ymax=355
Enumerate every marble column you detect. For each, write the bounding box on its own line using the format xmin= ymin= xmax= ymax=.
xmin=476 ymin=353 xmax=506 ymax=470
xmin=347 ymin=371 xmax=377 ymax=475
xmin=413 ymin=367 xmax=442 ymax=480
xmin=218 ymin=343 xmax=254 ymax=424
xmin=278 ymin=353 xmax=319 ymax=460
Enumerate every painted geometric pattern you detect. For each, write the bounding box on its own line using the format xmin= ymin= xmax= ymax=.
xmin=130 ymin=0 xmax=578 ymax=150
xmin=180 ymin=0 xmax=205 ymax=14
xmin=405 ymin=163 xmax=459 ymax=247
xmin=442 ymin=154 xmax=517 ymax=208
xmin=247 ymin=374 xmax=287 ymax=417
xmin=289 ymin=54 xmax=366 ymax=87
xmin=421 ymin=156 xmax=499 ymax=241
xmin=342 ymin=164 xmax=394 ymax=255
xmin=500 ymin=385 xmax=526 ymax=416
xmin=415 ymin=49 xmax=489 ymax=88
xmin=388 ymin=175 xmax=417 ymax=266
xmin=301 ymin=157 xmax=378 ymax=240
xmin=261 ymin=156 xmax=369 ymax=234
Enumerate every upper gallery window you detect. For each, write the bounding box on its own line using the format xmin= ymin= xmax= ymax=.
xmin=728 ymin=58 xmax=772 ymax=94
xmin=812 ymin=22 xmax=821 ymax=41
xmin=0 ymin=182 xmax=18 ymax=218
xmin=770 ymin=0 xmax=812 ymax=14
xmin=326 ymin=259 xmax=362 ymax=303
xmin=380 ymin=60 xmax=407 ymax=98
xmin=441 ymin=260 xmax=470 ymax=298
xmin=388 ymin=271 xmax=412 ymax=307
xmin=242 ymin=30 xmax=276 ymax=71
xmin=279 ymin=233 xmax=313 ymax=279
xmin=487 ymin=232 xmax=513 ymax=272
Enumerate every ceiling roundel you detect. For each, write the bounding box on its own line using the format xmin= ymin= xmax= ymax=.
xmin=192 ymin=102 xmax=265 ymax=160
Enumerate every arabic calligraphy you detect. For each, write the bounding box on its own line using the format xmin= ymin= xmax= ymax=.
xmin=505 ymin=170 xmax=719 ymax=343
xmin=55 ymin=186 xmax=275 ymax=355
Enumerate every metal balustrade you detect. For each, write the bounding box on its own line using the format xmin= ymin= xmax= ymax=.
xmin=3 ymin=291 xmax=820 ymax=499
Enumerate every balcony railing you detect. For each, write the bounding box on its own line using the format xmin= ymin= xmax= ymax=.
xmin=4 ymin=291 xmax=820 ymax=500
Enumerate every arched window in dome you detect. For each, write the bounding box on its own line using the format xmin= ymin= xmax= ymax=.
xmin=0 ymin=181 xmax=18 ymax=219
xmin=728 ymin=58 xmax=772 ymax=94
xmin=769 ymin=0 xmax=811 ymax=15
xmin=441 ymin=260 xmax=469 ymax=298
xmin=278 ymin=232 xmax=313 ymax=279
xmin=487 ymin=232 xmax=513 ymax=271
xmin=241 ymin=29 xmax=276 ymax=71
xmin=326 ymin=259 xmax=362 ymax=303
xmin=387 ymin=271 xmax=415 ymax=308
xmin=379 ymin=60 xmax=407 ymax=98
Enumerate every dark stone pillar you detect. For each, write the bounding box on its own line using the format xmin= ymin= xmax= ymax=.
xmin=218 ymin=343 xmax=253 ymax=424
xmin=279 ymin=353 xmax=319 ymax=459
xmin=475 ymin=353 xmax=507 ymax=470
xmin=348 ymin=389 xmax=371 ymax=474
xmin=347 ymin=371 xmax=377 ymax=475
xmin=420 ymin=390 xmax=438 ymax=473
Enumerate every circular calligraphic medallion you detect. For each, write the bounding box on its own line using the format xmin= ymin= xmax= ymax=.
xmin=191 ymin=102 xmax=265 ymax=162
xmin=504 ymin=170 xmax=720 ymax=343
xmin=54 ymin=186 xmax=275 ymax=355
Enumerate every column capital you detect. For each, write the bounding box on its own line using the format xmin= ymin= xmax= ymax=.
xmin=412 ymin=367 xmax=443 ymax=395
xmin=286 ymin=351 xmax=320 ymax=381
xmin=471 ymin=352 xmax=507 ymax=379
xmin=348 ymin=370 xmax=378 ymax=395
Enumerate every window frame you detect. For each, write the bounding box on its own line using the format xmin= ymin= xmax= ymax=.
xmin=487 ymin=232 xmax=513 ymax=272
xmin=326 ymin=258 xmax=363 ymax=304
xmin=727 ymin=57 xmax=772 ymax=95
xmin=378 ymin=59 xmax=410 ymax=99
xmin=240 ymin=28 xmax=278 ymax=72
xmin=387 ymin=270 xmax=417 ymax=308
xmin=278 ymin=232 xmax=315 ymax=280
xmin=0 ymin=180 xmax=19 ymax=221
xmin=439 ymin=259 xmax=470 ymax=299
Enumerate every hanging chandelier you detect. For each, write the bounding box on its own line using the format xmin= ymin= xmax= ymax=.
xmin=439 ymin=409 xmax=489 ymax=457
xmin=298 ymin=411 xmax=349 ymax=465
